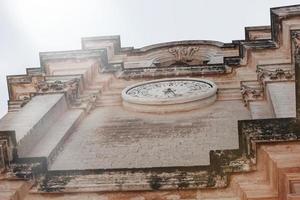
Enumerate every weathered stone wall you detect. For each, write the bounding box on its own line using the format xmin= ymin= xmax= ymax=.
xmin=266 ymin=82 xmax=296 ymax=118
xmin=1 ymin=4 xmax=300 ymax=200
xmin=50 ymin=100 xmax=250 ymax=170
xmin=0 ymin=94 xmax=67 ymax=157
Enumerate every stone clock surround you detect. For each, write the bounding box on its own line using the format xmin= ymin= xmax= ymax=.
xmin=121 ymin=78 xmax=218 ymax=113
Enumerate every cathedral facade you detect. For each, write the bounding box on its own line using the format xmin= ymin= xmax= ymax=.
xmin=1 ymin=4 xmax=300 ymax=200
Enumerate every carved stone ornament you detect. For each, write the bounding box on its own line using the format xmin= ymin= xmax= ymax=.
xmin=122 ymin=78 xmax=217 ymax=113
xmin=257 ymin=66 xmax=294 ymax=83
xmin=293 ymin=32 xmax=300 ymax=57
xmin=0 ymin=140 xmax=10 ymax=172
xmin=168 ymin=46 xmax=200 ymax=63
xmin=240 ymin=82 xmax=264 ymax=106
xmin=34 ymin=78 xmax=80 ymax=103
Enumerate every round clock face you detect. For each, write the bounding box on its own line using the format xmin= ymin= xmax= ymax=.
xmin=122 ymin=78 xmax=217 ymax=105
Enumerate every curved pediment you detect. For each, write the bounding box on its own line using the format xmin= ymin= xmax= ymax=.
xmin=143 ymin=45 xmax=211 ymax=67
xmin=129 ymin=40 xmax=228 ymax=53
xmin=80 ymin=37 xmax=240 ymax=72
xmin=121 ymin=41 xmax=239 ymax=71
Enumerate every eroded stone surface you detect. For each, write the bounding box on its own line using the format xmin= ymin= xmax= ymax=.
xmin=0 ymin=94 xmax=67 ymax=157
xmin=267 ymin=82 xmax=296 ymax=118
xmin=2 ymin=4 xmax=300 ymax=199
xmin=50 ymin=100 xmax=250 ymax=170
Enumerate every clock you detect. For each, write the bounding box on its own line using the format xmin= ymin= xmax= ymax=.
xmin=122 ymin=78 xmax=217 ymax=113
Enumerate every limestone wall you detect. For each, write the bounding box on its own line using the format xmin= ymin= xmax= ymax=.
xmin=266 ymin=82 xmax=296 ymax=118
xmin=0 ymin=94 xmax=68 ymax=157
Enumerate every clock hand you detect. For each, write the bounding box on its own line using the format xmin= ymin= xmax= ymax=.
xmin=164 ymin=88 xmax=176 ymax=97
xmin=169 ymin=89 xmax=176 ymax=96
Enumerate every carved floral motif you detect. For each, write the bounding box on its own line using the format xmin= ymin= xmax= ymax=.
xmin=256 ymin=66 xmax=294 ymax=83
xmin=293 ymin=32 xmax=300 ymax=57
xmin=168 ymin=46 xmax=200 ymax=63
xmin=240 ymin=81 xmax=264 ymax=106
xmin=34 ymin=78 xmax=80 ymax=103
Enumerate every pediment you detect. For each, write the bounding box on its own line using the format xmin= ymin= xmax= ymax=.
xmin=122 ymin=41 xmax=239 ymax=69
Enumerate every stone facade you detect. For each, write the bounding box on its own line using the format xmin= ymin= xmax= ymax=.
xmin=1 ymin=4 xmax=300 ymax=200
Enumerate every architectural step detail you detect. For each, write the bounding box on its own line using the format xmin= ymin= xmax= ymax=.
xmin=24 ymin=109 xmax=84 ymax=166
xmin=217 ymin=87 xmax=242 ymax=101
xmin=249 ymin=101 xmax=274 ymax=119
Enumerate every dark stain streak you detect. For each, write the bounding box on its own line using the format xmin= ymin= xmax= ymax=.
xmin=149 ymin=175 xmax=162 ymax=190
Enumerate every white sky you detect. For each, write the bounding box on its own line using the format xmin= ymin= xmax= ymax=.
xmin=0 ymin=0 xmax=300 ymax=118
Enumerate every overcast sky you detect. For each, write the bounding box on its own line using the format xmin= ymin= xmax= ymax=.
xmin=1 ymin=0 xmax=300 ymax=118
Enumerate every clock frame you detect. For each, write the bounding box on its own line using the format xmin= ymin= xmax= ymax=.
xmin=122 ymin=78 xmax=217 ymax=113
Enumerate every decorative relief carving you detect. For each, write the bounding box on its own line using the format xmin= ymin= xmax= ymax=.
xmin=7 ymin=74 xmax=93 ymax=111
xmin=35 ymin=81 xmax=49 ymax=92
xmin=293 ymin=32 xmax=300 ymax=57
xmin=34 ymin=78 xmax=80 ymax=103
xmin=168 ymin=46 xmax=200 ymax=63
xmin=65 ymin=79 xmax=80 ymax=103
xmin=256 ymin=64 xmax=294 ymax=83
xmin=240 ymin=81 xmax=264 ymax=106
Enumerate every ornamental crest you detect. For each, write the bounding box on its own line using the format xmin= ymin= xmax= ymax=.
xmin=168 ymin=46 xmax=200 ymax=63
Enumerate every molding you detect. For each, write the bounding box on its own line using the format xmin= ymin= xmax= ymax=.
xmin=6 ymin=73 xmax=84 ymax=111
xmin=244 ymin=25 xmax=271 ymax=41
xmin=128 ymin=40 xmax=232 ymax=53
xmin=270 ymin=4 xmax=300 ymax=44
xmin=81 ymin=35 xmax=121 ymax=51
xmin=39 ymin=49 xmax=108 ymax=73
xmin=118 ymin=64 xmax=230 ymax=79
xmin=19 ymin=117 xmax=300 ymax=193
xmin=16 ymin=4 xmax=298 ymax=78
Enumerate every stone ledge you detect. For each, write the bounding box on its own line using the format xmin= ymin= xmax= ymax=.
xmin=3 ymin=116 xmax=294 ymax=193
